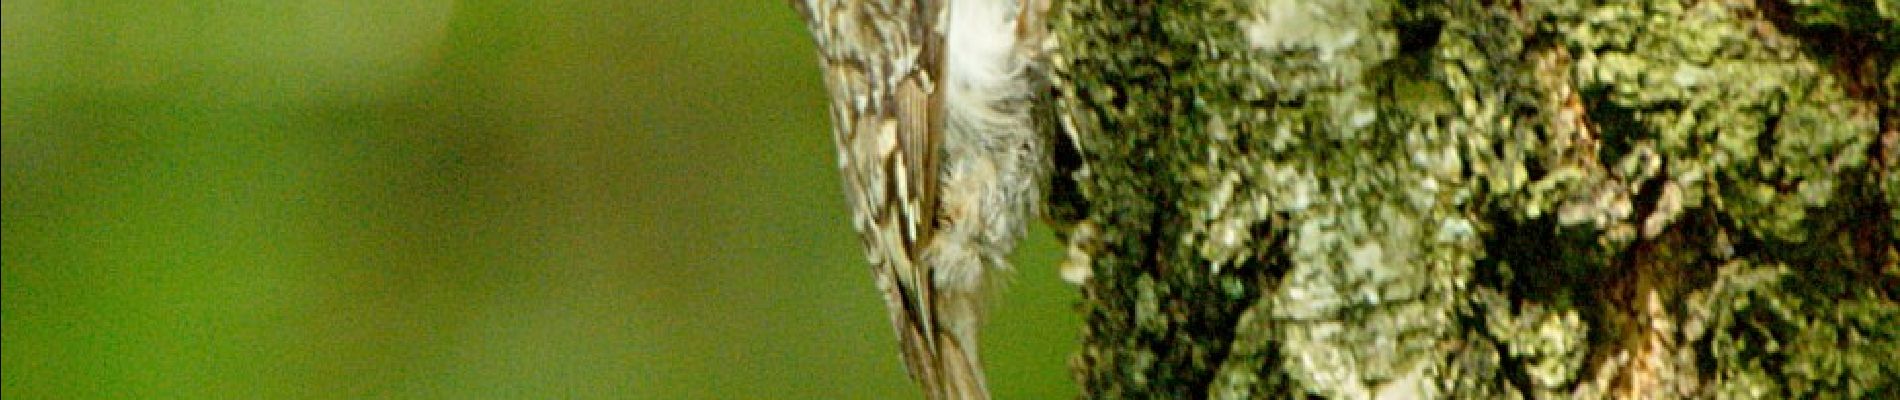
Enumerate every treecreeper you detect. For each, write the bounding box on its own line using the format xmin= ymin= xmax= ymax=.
xmin=789 ymin=0 xmax=1053 ymax=399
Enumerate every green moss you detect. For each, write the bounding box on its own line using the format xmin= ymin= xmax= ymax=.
xmin=1052 ymin=0 xmax=1894 ymax=396
xmin=1687 ymin=261 xmax=1900 ymax=398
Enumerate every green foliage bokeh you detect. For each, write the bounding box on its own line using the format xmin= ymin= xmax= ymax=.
xmin=0 ymin=1 xmax=1080 ymax=398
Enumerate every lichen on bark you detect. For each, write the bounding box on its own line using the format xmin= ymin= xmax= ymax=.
xmin=1045 ymin=0 xmax=1898 ymax=398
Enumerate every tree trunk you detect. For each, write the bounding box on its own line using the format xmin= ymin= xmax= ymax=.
xmin=1043 ymin=0 xmax=1898 ymax=398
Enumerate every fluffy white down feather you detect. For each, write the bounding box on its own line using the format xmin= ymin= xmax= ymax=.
xmin=946 ymin=0 xmax=1031 ymax=138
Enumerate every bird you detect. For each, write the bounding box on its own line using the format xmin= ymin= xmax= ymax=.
xmin=790 ymin=0 xmax=1050 ymax=398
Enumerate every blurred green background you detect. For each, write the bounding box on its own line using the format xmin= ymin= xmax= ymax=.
xmin=0 ymin=1 xmax=1080 ymax=398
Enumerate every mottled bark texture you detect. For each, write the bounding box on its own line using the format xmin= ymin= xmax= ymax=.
xmin=1043 ymin=0 xmax=1898 ymax=398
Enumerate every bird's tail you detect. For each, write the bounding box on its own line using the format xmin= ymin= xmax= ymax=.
xmin=936 ymin=326 xmax=989 ymax=400
xmin=884 ymin=272 xmax=991 ymax=400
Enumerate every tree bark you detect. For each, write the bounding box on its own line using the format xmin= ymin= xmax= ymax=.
xmin=1043 ymin=0 xmax=1898 ymax=398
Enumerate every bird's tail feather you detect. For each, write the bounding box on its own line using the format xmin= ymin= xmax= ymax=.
xmin=936 ymin=330 xmax=989 ymax=400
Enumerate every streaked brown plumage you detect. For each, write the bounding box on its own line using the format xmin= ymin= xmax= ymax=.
xmin=790 ymin=0 xmax=1048 ymax=399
